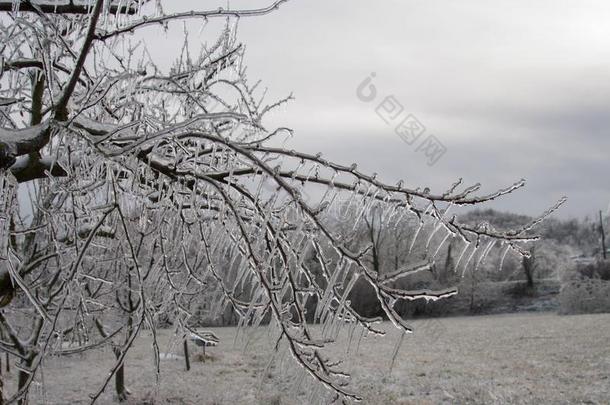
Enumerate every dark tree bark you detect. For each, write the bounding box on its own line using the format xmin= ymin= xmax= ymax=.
xmin=113 ymin=348 xmax=127 ymax=402
xmin=600 ymin=211 xmax=607 ymax=260
xmin=522 ymin=246 xmax=536 ymax=288
xmin=183 ymin=340 xmax=191 ymax=371
xmin=440 ymin=242 xmax=455 ymax=285
xmin=95 ymin=318 xmax=129 ymax=402
xmin=17 ymin=357 xmax=33 ymax=405
xmin=0 ymin=353 xmax=3 ymax=405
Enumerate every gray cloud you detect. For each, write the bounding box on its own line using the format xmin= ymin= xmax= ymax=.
xmin=171 ymin=0 xmax=610 ymax=218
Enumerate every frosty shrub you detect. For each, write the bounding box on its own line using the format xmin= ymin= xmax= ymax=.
xmin=0 ymin=1 xmax=563 ymax=403
xmin=573 ymin=259 xmax=610 ymax=281
xmin=560 ymin=260 xmax=610 ymax=315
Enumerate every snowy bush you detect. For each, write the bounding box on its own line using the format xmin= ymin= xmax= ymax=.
xmin=560 ymin=261 xmax=610 ymax=314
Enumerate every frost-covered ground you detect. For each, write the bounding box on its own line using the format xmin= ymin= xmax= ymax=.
xmin=4 ymin=312 xmax=609 ymax=404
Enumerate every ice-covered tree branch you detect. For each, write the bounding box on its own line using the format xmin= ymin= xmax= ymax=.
xmin=0 ymin=1 xmax=563 ymax=403
xmin=0 ymin=1 xmax=145 ymax=14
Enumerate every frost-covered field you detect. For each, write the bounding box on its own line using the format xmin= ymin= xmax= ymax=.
xmin=5 ymin=312 xmax=609 ymax=404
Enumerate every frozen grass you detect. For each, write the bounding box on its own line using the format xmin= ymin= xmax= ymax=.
xmin=3 ymin=312 xmax=609 ymax=404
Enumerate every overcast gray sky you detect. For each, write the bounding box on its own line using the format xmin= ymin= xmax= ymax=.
xmin=178 ymin=0 xmax=610 ymax=219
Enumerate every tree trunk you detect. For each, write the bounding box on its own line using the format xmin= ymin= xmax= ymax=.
xmin=113 ymin=348 xmax=128 ymax=402
xmin=183 ymin=339 xmax=191 ymax=371
xmin=522 ymin=247 xmax=536 ymax=288
xmin=524 ymin=265 xmax=534 ymax=288
xmin=114 ymin=274 xmax=134 ymax=402
xmin=17 ymin=358 xmax=32 ymax=405
xmin=600 ymin=211 xmax=607 ymax=260
xmin=441 ymin=243 xmax=454 ymax=284
xmin=469 ymin=269 xmax=477 ymax=313
xmin=95 ymin=319 xmax=129 ymax=402
xmin=0 ymin=370 xmax=4 ymax=405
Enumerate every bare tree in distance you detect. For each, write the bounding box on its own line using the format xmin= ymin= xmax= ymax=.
xmin=0 ymin=1 xmax=566 ymax=403
xmin=522 ymin=245 xmax=537 ymax=288
xmin=599 ymin=210 xmax=607 ymax=259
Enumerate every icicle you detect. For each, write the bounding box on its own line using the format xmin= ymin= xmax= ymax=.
xmin=498 ymin=242 xmax=511 ymax=272
xmin=454 ymin=241 xmax=470 ymax=273
xmin=388 ymin=330 xmax=405 ymax=373
xmin=461 ymin=242 xmax=479 ymax=277
xmin=431 ymin=231 xmax=451 ymax=260
xmin=408 ymin=219 xmax=425 ymax=256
